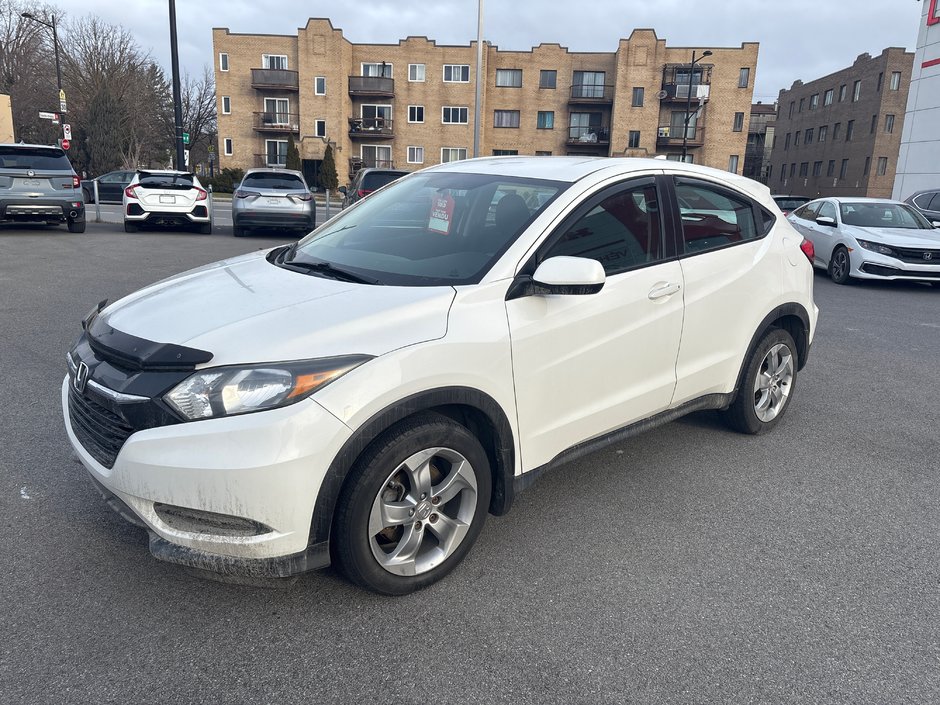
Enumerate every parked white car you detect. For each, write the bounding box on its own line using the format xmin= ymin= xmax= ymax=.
xmin=123 ymin=170 xmax=212 ymax=234
xmin=63 ymin=157 xmax=817 ymax=594
xmin=787 ymin=197 xmax=940 ymax=284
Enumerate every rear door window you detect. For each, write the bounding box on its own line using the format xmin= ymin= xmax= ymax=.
xmin=0 ymin=146 xmax=72 ymax=171
xmin=674 ymin=178 xmax=759 ymax=255
xmin=793 ymin=202 xmax=822 ymax=221
xmin=817 ymin=201 xmax=837 ymax=221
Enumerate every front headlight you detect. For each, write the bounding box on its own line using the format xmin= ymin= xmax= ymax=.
xmin=857 ymin=239 xmax=895 ymax=256
xmin=164 ymin=355 xmax=372 ymax=421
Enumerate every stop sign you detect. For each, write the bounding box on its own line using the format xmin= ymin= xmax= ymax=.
xmin=61 ymin=138 xmax=70 ymax=150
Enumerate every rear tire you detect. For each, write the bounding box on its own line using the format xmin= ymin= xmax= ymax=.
xmin=233 ymin=224 xmax=246 ymax=237
xmin=67 ymin=219 xmax=86 ymax=233
xmin=333 ymin=412 xmax=492 ymax=595
xmin=828 ymin=246 xmax=852 ymax=284
xmin=198 ymin=222 xmax=212 ymax=235
xmin=123 ymin=221 xmax=138 ymax=233
xmin=725 ymin=327 xmax=798 ymax=435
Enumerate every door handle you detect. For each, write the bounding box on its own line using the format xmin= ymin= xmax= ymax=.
xmin=648 ymin=282 xmax=681 ymax=300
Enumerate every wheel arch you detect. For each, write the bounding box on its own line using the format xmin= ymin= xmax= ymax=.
xmin=731 ymin=303 xmax=811 ymax=403
xmin=310 ymin=386 xmax=517 ymax=548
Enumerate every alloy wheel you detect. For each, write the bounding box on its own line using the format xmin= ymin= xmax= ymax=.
xmin=753 ymin=343 xmax=794 ymax=422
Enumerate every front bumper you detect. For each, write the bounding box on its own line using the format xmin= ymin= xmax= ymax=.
xmin=851 ymin=250 xmax=940 ymax=281
xmin=62 ymin=377 xmax=352 ymax=575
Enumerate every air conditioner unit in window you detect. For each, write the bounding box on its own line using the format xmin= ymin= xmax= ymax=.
xmin=658 ymin=127 xmax=670 ymax=137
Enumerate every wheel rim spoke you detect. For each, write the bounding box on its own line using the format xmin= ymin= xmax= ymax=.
xmin=380 ymin=523 xmax=424 ymax=576
xmin=368 ymin=499 xmax=415 ymax=537
xmin=432 ymin=459 xmax=473 ymax=505
xmin=399 ymin=448 xmax=436 ymax=498
xmin=427 ymin=513 xmax=469 ymax=555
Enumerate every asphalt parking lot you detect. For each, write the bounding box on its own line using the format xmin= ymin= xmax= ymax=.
xmin=1 ymin=221 xmax=938 ymax=704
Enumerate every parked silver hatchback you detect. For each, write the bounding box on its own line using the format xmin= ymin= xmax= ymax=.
xmin=232 ymin=168 xmax=315 ymax=237
xmin=0 ymin=143 xmax=85 ymax=232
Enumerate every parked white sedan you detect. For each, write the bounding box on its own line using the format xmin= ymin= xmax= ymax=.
xmin=787 ymin=197 xmax=940 ymax=284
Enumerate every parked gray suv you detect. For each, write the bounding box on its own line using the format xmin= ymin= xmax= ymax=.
xmin=0 ymin=144 xmax=85 ymax=232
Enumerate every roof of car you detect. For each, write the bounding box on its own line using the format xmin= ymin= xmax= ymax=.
xmin=243 ymin=168 xmax=305 ymax=177
xmin=137 ymin=169 xmax=194 ymax=175
xmin=0 ymin=142 xmax=65 ymax=150
xmin=818 ymin=196 xmax=908 ymax=205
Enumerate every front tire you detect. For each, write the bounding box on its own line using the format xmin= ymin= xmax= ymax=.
xmin=828 ymin=246 xmax=852 ymax=284
xmin=333 ymin=412 xmax=492 ymax=595
xmin=725 ymin=328 xmax=798 ymax=435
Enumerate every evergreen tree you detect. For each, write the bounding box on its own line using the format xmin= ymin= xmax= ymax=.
xmin=320 ymin=144 xmax=338 ymax=191
xmin=286 ymin=135 xmax=301 ymax=171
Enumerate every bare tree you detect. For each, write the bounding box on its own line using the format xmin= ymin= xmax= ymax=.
xmin=173 ymin=65 xmax=217 ymax=170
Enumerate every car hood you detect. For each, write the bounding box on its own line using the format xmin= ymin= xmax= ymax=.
xmin=845 ymin=225 xmax=940 ymax=247
xmin=100 ymin=249 xmax=456 ymax=366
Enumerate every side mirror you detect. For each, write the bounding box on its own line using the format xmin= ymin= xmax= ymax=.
xmin=932 ymin=221 xmax=940 ymax=228
xmin=816 ymin=216 xmax=837 ymax=227
xmin=338 ymin=186 xmax=347 ymax=196
xmin=506 ymin=256 xmax=606 ymax=300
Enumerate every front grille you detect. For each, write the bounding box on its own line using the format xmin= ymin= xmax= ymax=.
xmin=862 ymin=263 xmax=940 ymax=279
xmin=892 ymin=247 xmax=940 ymax=264
xmin=68 ymin=387 xmax=135 ymax=468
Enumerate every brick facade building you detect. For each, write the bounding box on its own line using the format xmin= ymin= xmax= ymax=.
xmin=213 ymin=19 xmax=758 ymax=187
xmin=769 ymin=48 xmax=914 ymax=199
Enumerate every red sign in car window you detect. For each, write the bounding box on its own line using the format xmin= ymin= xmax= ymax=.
xmin=428 ymin=193 xmax=455 ymax=234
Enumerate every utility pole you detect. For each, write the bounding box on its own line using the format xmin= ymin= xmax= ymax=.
xmin=472 ymin=0 xmax=483 ymax=158
xmin=168 ymin=0 xmax=186 ymax=171
xmin=21 ymin=12 xmax=62 ymax=98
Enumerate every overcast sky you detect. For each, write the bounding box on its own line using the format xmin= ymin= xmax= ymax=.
xmin=71 ymin=0 xmax=925 ymax=102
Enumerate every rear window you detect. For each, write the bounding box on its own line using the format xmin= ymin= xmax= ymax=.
xmin=138 ymin=172 xmax=195 ymax=190
xmin=242 ymin=172 xmax=306 ymax=190
xmin=774 ymin=197 xmax=810 ymax=211
xmin=361 ymin=171 xmax=408 ymax=191
xmin=0 ymin=146 xmax=72 ymax=171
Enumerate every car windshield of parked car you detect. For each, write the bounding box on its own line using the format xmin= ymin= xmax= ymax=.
xmin=242 ymin=173 xmax=306 ymax=190
xmin=138 ymin=172 xmax=196 ymax=190
xmin=0 ymin=146 xmax=71 ymax=170
xmin=840 ymin=202 xmax=934 ymax=230
xmin=290 ymin=171 xmax=566 ymax=286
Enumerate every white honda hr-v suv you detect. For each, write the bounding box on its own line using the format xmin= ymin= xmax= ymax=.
xmin=63 ymin=157 xmax=817 ymax=594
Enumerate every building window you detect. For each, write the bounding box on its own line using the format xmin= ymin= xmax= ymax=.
xmin=890 ymin=71 xmax=902 ymax=90
xmin=221 ymin=96 xmax=231 ymax=114
xmin=535 ymin=150 xmax=552 ymax=156
xmin=628 ymin=130 xmax=641 ymax=148
xmin=494 ymin=110 xmax=520 ymax=128
xmin=870 ymin=114 xmax=878 ymax=134
xmin=799 ymin=98 xmax=805 ymax=112
xmin=443 ymin=64 xmax=470 ymax=83
xmin=738 ymin=67 xmax=750 ymax=88
xmin=818 ymin=125 xmax=827 ymax=142
xmin=315 ymin=120 xmax=325 ymax=137
xmin=265 ymin=139 xmax=287 ymax=166
xmin=632 ymin=87 xmax=644 ymax=107
xmin=877 ymin=157 xmax=888 ymax=176
xmin=885 ymin=114 xmax=895 ymax=133
xmin=799 ymin=162 xmax=808 ymax=177
xmin=833 ymin=122 xmax=842 ymax=140
xmin=794 ymin=130 xmax=801 ymax=146
xmin=839 ymin=159 xmax=849 ymax=179
xmin=572 ymin=71 xmax=607 ymax=99
xmin=824 ymin=89 xmax=833 ymax=106
xmin=790 ymin=164 xmax=796 ymax=178
xmin=784 ymin=133 xmax=791 ymax=150
xmin=263 ymin=97 xmax=290 ymax=125
xmin=846 ymin=120 xmax=855 ymax=141
xmin=789 ymin=101 xmax=795 ymax=118
xmin=263 ymin=54 xmax=288 ymax=70
xmin=407 ymin=146 xmax=424 ymax=164
xmin=539 ymin=70 xmax=556 ymax=89
xmin=813 ymin=161 xmax=822 ymax=176
xmin=408 ymin=105 xmax=425 ymax=123
xmin=219 ymin=53 xmax=229 ymax=72
xmin=863 ymin=156 xmax=871 ymax=175
xmin=827 ymin=160 xmax=835 ymax=177
xmin=838 ymin=84 xmax=847 ymax=102
xmin=223 ymin=138 xmax=233 ymax=155
xmin=315 ymin=77 xmax=326 ymax=95
xmin=779 ymin=164 xmax=786 ymax=182
xmin=442 ymin=106 xmax=469 ymax=124
xmin=877 ymin=72 xmax=884 ymax=92
xmin=805 ymin=127 xmax=814 ymax=144
xmin=362 ymin=62 xmax=392 ymax=78
xmin=728 ymin=155 xmax=739 ymax=173
xmin=809 ymin=93 xmax=819 ymax=110
xmin=733 ymin=112 xmax=744 ymax=132
xmin=852 ymin=80 xmax=861 ymax=102
xmin=408 ymin=64 xmax=425 ymax=82
xmin=537 ymin=111 xmax=554 ymax=129
xmin=492 ymin=149 xmax=519 ymax=156
xmin=441 ymin=147 xmax=468 ymax=162
xmin=495 ymin=69 xmax=522 ymax=87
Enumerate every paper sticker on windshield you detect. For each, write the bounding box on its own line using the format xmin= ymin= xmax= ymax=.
xmin=428 ymin=194 xmax=455 ymax=234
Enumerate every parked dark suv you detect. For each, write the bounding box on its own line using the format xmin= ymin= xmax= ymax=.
xmin=904 ymin=189 xmax=940 ymax=225
xmin=340 ymin=168 xmax=409 ymax=209
xmin=0 ymin=144 xmax=85 ymax=232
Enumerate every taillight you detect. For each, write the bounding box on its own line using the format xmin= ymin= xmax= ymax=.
xmin=799 ymin=238 xmax=815 ymax=263
xmin=235 ymin=190 xmax=257 ymax=198
xmin=124 ymin=185 xmax=137 ymax=199
xmin=72 ymin=175 xmax=81 ymax=189
xmin=291 ymin=192 xmax=312 ymax=201
xmin=195 ymin=188 xmax=208 ymax=201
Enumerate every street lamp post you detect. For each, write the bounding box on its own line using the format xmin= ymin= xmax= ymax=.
xmin=21 ymin=12 xmax=62 ymax=94
xmin=681 ymin=49 xmax=712 ymax=161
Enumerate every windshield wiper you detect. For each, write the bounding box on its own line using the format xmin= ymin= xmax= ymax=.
xmin=279 ymin=257 xmax=381 ymax=285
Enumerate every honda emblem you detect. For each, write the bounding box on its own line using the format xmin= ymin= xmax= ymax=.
xmin=73 ymin=361 xmax=90 ymax=394
xmin=924 ymin=252 xmax=933 ymax=261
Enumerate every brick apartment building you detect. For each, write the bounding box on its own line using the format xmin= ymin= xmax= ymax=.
xmin=742 ymin=101 xmax=776 ymax=184
xmin=769 ymin=48 xmax=914 ymax=199
xmin=212 ymin=19 xmax=758 ymax=187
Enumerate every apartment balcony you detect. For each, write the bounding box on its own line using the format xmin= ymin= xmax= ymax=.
xmin=568 ymin=84 xmax=614 ymax=104
xmin=659 ymin=83 xmax=711 ymax=103
xmin=656 ymin=125 xmax=704 ymax=148
xmin=348 ymin=157 xmax=394 ymax=173
xmin=253 ymin=112 xmax=300 ymax=133
xmin=250 ymin=68 xmax=299 ymax=91
xmin=348 ymin=76 xmax=395 ymax=97
xmin=254 ymin=153 xmax=287 ymax=168
xmin=348 ymin=117 xmax=394 ymax=139
xmin=566 ymin=125 xmax=611 ymax=147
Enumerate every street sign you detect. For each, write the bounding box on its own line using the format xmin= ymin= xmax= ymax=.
xmin=59 ymin=89 xmax=67 ymax=114
xmin=62 ymin=124 xmax=72 ymax=140
xmin=182 ymin=132 xmax=190 ymax=145
xmin=39 ymin=111 xmax=58 ymax=120
xmin=183 ymin=149 xmax=190 ymax=166
xmin=61 ymin=138 xmax=70 ymax=151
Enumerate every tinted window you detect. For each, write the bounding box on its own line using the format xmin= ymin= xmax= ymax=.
xmin=793 ymin=202 xmax=822 ymax=221
xmin=242 ymin=172 xmax=306 ymax=190
xmin=817 ymin=201 xmax=837 ymax=221
xmin=839 ymin=202 xmax=933 ymax=230
xmin=675 ymin=179 xmax=758 ymax=254
xmin=0 ymin=146 xmax=71 ymax=171
xmin=929 ymin=193 xmax=940 ymax=212
xmin=138 ymin=172 xmax=195 ymax=190
xmin=774 ymin=197 xmax=809 ymax=211
xmin=361 ymin=171 xmax=408 ymax=191
xmin=541 ymin=179 xmax=664 ymax=275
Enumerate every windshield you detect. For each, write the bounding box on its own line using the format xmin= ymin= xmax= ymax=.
xmin=0 ymin=146 xmax=72 ymax=171
xmin=242 ymin=173 xmax=306 ymax=190
xmin=138 ymin=172 xmax=196 ymax=190
xmin=290 ymin=171 xmax=566 ymax=286
xmin=840 ymin=202 xmax=933 ymax=229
